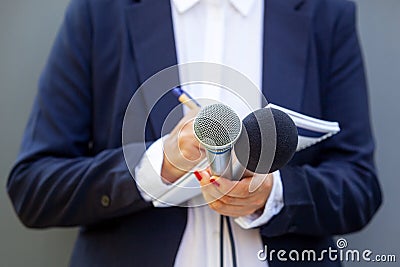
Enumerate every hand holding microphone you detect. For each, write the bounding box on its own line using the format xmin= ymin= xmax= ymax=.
xmin=161 ymin=108 xmax=205 ymax=184
xmin=193 ymin=103 xmax=298 ymax=216
xmin=196 ymin=169 xmax=274 ymax=217
xmin=193 ymin=103 xmax=298 ymax=180
xmin=162 ymin=86 xmax=299 ymax=216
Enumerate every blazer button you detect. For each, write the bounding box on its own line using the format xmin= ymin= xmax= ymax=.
xmin=101 ymin=195 xmax=111 ymax=207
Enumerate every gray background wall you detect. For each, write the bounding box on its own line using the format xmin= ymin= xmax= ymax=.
xmin=0 ymin=0 xmax=398 ymax=266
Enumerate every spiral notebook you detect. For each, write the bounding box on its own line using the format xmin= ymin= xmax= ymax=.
xmin=152 ymin=103 xmax=340 ymax=207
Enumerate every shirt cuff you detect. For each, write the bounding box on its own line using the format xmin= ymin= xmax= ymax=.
xmin=134 ymin=136 xmax=172 ymax=203
xmin=234 ymin=171 xmax=284 ymax=229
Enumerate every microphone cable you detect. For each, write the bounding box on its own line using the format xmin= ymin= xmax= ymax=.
xmin=220 ymin=215 xmax=237 ymax=267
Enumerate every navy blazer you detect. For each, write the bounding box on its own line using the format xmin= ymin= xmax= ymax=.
xmin=7 ymin=0 xmax=382 ymax=266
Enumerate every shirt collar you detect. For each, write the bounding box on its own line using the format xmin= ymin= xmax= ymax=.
xmin=229 ymin=0 xmax=257 ymax=16
xmin=172 ymin=0 xmax=257 ymax=17
xmin=173 ymin=0 xmax=199 ymax=14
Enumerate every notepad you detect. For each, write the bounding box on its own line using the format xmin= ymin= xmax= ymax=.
xmin=152 ymin=103 xmax=340 ymax=207
xmin=266 ymin=103 xmax=340 ymax=151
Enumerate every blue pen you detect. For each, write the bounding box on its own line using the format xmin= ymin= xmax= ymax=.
xmin=172 ymin=87 xmax=201 ymax=109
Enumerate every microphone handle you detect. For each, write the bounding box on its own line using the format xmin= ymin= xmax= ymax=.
xmin=206 ymin=149 xmax=233 ymax=179
xmin=231 ymin=160 xmax=245 ymax=181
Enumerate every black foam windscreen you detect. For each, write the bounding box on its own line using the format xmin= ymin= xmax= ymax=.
xmin=234 ymin=108 xmax=298 ymax=174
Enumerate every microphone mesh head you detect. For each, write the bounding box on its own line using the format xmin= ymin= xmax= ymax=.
xmin=235 ymin=108 xmax=298 ymax=173
xmin=194 ymin=104 xmax=241 ymax=148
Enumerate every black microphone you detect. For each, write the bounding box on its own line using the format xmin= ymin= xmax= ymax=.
xmin=233 ymin=107 xmax=298 ymax=176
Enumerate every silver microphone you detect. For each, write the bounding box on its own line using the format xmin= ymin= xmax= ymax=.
xmin=193 ymin=104 xmax=242 ymax=179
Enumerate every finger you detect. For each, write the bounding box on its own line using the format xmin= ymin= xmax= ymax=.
xmin=198 ymin=174 xmax=249 ymax=199
xmin=200 ymin=176 xmax=247 ymax=205
xmin=241 ymin=169 xmax=269 ymax=193
xmin=178 ymin=122 xmax=205 ymax=157
xmin=209 ymin=176 xmax=253 ymax=198
xmin=170 ymin=110 xmax=198 ymax=136
xmin=198 ymin=173 xmax=267 ymax=216
xmin=248 ymin=174 xmax=267 ymax=193
xmin=202 ymin=183 xmax=235 ymax=204
xmin=199 ymin=176 xmax=253 ymax=206
xmin=213 ymin=187 xmax=269 ymax=207
xmin=207 ymin=199 xmax=259 ymax=217
xmin=173 ymin=130 xmax=205 ymax=167
xmin=215 ymin=174 xmax=272 ymax=199
xmin=194 ymin=170 xmax=210 ymax=180
xmin=216 ymin=193 xmax=256 ymax=206
xmin=199 ymin=174 xmax=226 ymax=202
xmin=180 ymin=141 xmax=205 ymax=162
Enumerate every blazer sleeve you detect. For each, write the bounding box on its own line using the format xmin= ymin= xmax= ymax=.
xmin=260 ymin=1 xmax=382 ymax=237
xmin=7 ymin=0 xmax=152 ymax=228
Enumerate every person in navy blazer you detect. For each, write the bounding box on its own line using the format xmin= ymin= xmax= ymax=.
xmin=7 ymin=0 xmax=382 ymax=266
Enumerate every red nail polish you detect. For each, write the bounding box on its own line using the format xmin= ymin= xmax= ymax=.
xmin=194 ymin=171 xmax=202 ymax=181
xmin=210 ymin=178 xmax=220 ymax=187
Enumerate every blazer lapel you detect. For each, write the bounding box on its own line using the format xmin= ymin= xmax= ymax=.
xmin=125 ymin=0 xmax=182 ymax=139
xmin=262 ymin=0 xmax=311 ymax=112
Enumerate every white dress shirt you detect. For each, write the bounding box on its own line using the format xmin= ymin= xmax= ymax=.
xmin=135 ymin=0 xmax=284 ymax=266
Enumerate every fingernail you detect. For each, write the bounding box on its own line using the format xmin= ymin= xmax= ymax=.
xmin=194 ymin=171 xmax=202 ymax=181
xmin=210 ymin=178 xmax=220 ymax=187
